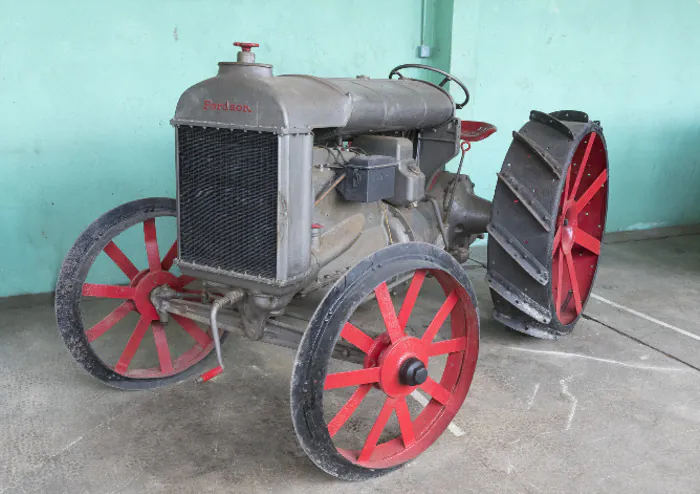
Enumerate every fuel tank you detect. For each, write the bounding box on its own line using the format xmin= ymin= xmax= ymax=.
xmin=172 ymin=60 xmax=455 ymax=134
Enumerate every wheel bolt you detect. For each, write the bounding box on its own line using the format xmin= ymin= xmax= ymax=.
xmin=399 ymin=358 xmax=428 ymax=386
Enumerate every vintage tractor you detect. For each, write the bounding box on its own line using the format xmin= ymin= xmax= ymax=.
xmin=55 ymin=42 xmax=608 ymax=480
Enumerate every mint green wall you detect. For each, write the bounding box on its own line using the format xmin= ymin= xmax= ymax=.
xmin=449 ymin=0 xmax=700 ymax=233
xmin=2 ymin=0 xmax=699 ymax=297
xmin=432 ymin=0 xmax=454 ymax=76
xmin=0 ymin=0 xmax=426 ymax=297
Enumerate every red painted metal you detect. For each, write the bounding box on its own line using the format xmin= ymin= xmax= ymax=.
xmin=377 ymin=337 xmax=429 ymax=398
xmin=394 ymin=398 xmax=415 ymax=447
xmin=86 ymin=300 xmax=135 ymax=343
xmin=172 ymin=314 xmax=214 ymax=347
xmin=327 ymin=384 xmax=372 ymax=438
xmin=161 ymin=240 xmax=178 ymax=271
xmin=576 ymin=170 xmax=608 ymax=213
xmin=362 ymin=332 xmax=391 ymax=370
xmin=233 ymin=42 xmax=259 ymax=52
xmin=555 ymin=249 xmax=564 ymax=314
xmin=131 ymin=271 xmax=184 ymax=321
xmin=79 ymin=218 xmax=218 ymax=379
xmin=115 ymin=316 xmax=151 ymax=374
xmin=574 ymin=228 xmax=601 ymax=255
xmin=196 ymin=365 xmax=224 ymax=383
xmin=152 ymin=322 xmax=174 ymax=374
xmin=565 ymin=252 xmax=583 ymax=314
xmin=396 ymin=270 xmax=426 ymax=330
xmin=373 ymin=282 xmax=404 ymax=343
xmin=82 ymin=284 xmax=135 ymax=299
xmin=103 ymin=241 xmax=139 ymax=280
xmin=324 ymin=367 xmax=381 ymax=390
xmin=428 ymin=337 xmax=467 ymax=356
xmin=551 ymin=132 xmax=608 ymax=324
xmin=143 ymin=219 xmax=162 ymax=273
xmin=421 ymin=290 xmax=458 ymax=344
xmin=340 ymin=322 xmax=375 ymax=354
xmin=460 ymin=120 xmax=497 ymax=142
xmin=421 ymin=376 xmax=451 ymax=405
xmin=358 ymin=397 xmax=397 ymax=462
xmin=324 ymin=268 xmax=479 ymax=468
xmin=569 ymin=135 xmax=597 ymax=201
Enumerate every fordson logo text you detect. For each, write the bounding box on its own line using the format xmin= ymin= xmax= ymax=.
xmin=203 ymin=100 xmax=252 ymax=112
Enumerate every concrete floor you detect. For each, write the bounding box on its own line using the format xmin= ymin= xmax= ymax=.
xmin=1 ymin=234 xmax=699 ymax=493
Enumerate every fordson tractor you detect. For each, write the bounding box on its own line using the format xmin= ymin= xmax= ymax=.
xmin=56 ymin=42 xmax=608 ymax=480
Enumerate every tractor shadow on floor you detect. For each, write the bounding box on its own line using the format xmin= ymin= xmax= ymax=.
xmin=139 ymin=339 xmax=344 ymax=487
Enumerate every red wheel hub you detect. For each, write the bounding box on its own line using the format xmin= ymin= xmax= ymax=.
xmin=560 ymin=202 xmax=579 ymax=255
xmin=368 ymin=335 xmax=429 ymax=398
xmin=131 ymin=270 xmax=183 ymax=321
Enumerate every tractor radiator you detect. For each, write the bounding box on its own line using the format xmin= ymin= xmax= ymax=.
xmin=176 ymin=126 xmax=278 ymax=279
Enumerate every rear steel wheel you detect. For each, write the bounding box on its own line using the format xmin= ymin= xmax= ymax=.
xmin=487 ymin=110 xmax=608 ymax=338
xmin=291 ymin=243 xmax=479 ymax=480
xmin=55 ymin=198 xmax=223 ymax=389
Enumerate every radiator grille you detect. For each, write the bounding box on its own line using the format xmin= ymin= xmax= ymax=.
xmin=177 ymin=126 xmax=278 ymax=279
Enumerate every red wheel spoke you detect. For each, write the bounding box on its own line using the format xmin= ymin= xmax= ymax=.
xmin=340 ymin=323 xmax=374 ymax=354
xmin=143 ymin=219 xmax=161 ymax=273
xmin=152 ymin=322 xmax=174 ymax=374
xmin=161 ymin=240 xmax=178 ymax=271
xmin=420 ymin=376 xmax=451 ymax=405
xmin=171 ymin=314 xmax=213 ymax=347
xmin=374 ymin=282 xmax=404 ymax=343
xmin=575 ymin=169 xmax=608 ymax=213
xmin=555 ymin=249 xmax=564 ymax=315
xmin=358 ymin=397 xmax=396 ymax=462
xmin=86 ymin=300 xmax=135 ymax=342
xmin=103 ymin=241 xmax=139 ymax=280
xmin=421 ymin=290 xmax=458 ymax=344
xmin=173 ymin=343 xmax=207 ymax=371
xmin=114 ymin=316 xmax=151 ymax=374
xmin=397 ymin=270 xmax=427 ymax=330
xmin=569 ymin=133 xmax=597 ymax=200
xmin=82 ymin=283 xmax=135 ymax=299
xmin=327 ymin=384 xmax=372 ymax=438
xmin=574 ymin=227 xmax=601 ymax=255
xmin=552 ymin=226 xmax=562 ymax=255
xmin=395 ymin=397 xmax=416 ymax=447
xmin=564 ymin=252 xmax=583 ymax=314
xmin=179 ymin=275 xmax=197 ymax=287
xmin=428 ymin=337 xmax=467 ymax=357
xmin=324 ymin=367 xmax=381 ymax=390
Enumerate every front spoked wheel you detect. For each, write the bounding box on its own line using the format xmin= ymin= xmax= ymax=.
xmin=291 ymin=243 xmax=479 ymax=480
xmin=55 ymin=198 xmax=224 ymax=390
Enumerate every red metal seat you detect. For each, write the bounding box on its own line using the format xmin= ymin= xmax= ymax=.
xmin=460 ymin=120 xmax=497 ymax=143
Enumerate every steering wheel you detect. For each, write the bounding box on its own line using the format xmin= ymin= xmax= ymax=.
xmin=389 ymin=63 xmax=470 ymax=109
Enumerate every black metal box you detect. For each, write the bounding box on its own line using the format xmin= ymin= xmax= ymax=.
xmin=337 ymin=155 xmax=396 ymax=203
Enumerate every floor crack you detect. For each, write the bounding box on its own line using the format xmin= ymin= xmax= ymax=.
xmin=581 ymin=314 xmax=700 ymax=373
xmin=468 ymin=256 xmax=488 ymax=269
